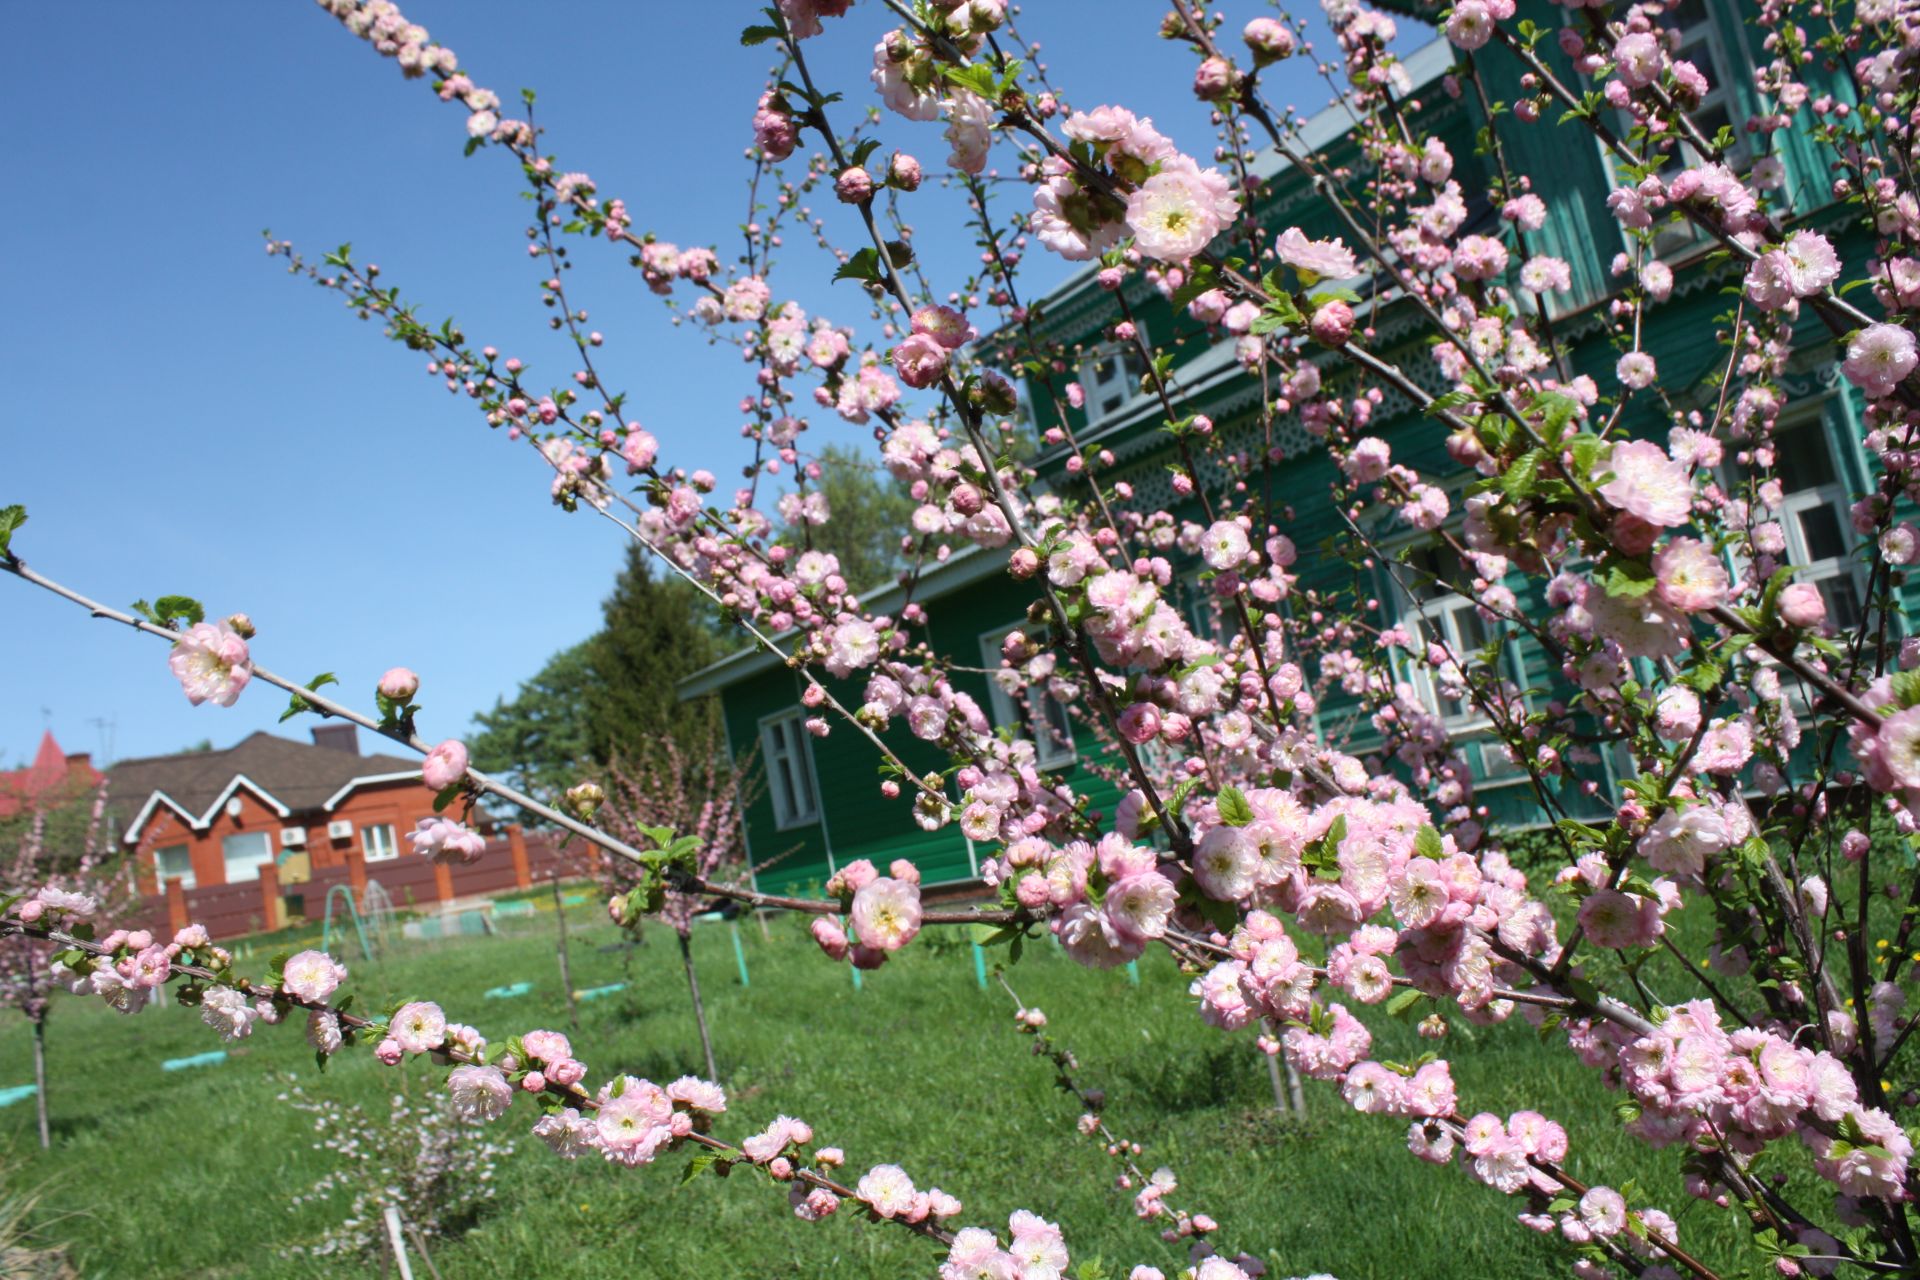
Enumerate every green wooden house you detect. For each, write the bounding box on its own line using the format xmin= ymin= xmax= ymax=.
xmin=678 ymin=0 xmax=1881 ymax=896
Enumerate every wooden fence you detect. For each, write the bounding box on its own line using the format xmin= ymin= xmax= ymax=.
xmin=132 ymin=826 xmax=580 ymax=941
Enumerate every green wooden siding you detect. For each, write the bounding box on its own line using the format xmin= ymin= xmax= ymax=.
xmin=699 ymin=2 xmax=1891 ymax=868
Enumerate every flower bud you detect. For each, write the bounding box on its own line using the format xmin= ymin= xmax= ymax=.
xmin=1243 ymin=17 xmax=1296 ymax=64
xmin=1309 ymin=300 xmax=1355 ymax=347
xmin=224 ymin=613 xmax=257 ymax=639
xmin=835 ymin=166 xmax=874 ymax=205
xmin=887 ymin=151 xmax=923 ymax=191
xmin=378 ymin=666 xmax=421 ymax=701
xmin=567 ymin=781 xmax=606 ymax=820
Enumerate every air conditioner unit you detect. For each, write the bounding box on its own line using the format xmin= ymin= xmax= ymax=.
xmin=327 ymin=820 xmax=354 ymax=840
xmin=279 ymin=827 xmax=306 ymax=846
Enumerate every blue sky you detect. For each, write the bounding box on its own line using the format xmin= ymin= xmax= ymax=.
xmin=0 ymin=1 xmax=1424 ymax=770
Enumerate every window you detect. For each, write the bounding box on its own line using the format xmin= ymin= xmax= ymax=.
xmin=154 ymin=843 xmax=195 ymax=891
xmin=1754 ymin=415 xmax=1863 ymax=632
xmin=1175 ymin=566 xmax=1241 ymax=645
xmin=979 ymin=625 xmax=1078 ymax=770
xmin=1386 ymin=541 xmax=1524 ymax=781
xmin=760 ymin=712 xmax=821 ymax=830
xmin=1078 ymin=329 xmax=1149 ymax=427
xmin=1611 ymin=0 xmax=1753 ymax=257
xmin=220 ymin=831 xmax=275 ymax=884
xmin=361 ymin=823 xmax=398 ymax=863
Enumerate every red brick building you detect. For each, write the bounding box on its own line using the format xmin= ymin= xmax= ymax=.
xmin=0 ymin=731 xmax=104 ymax=820
xmin=109 ymin=725 xmax=442 ymax=894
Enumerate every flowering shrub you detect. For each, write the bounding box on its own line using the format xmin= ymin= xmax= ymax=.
xmin=6 ymin=0 xmax=1920 ymax=1276
xmin=278 ymin=1075 xmax=514 ymax=1262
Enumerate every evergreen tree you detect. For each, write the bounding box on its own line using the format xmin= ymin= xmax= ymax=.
xmin=581 ymin=545 xmax=725 ymax=762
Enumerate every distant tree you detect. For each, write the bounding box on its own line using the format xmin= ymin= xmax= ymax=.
xmin=783 ymin=443 xmax=917 ymax=596
xmin=467 ymin=641 xmax=596 ymax=807
xmin=581 ymin=545 xmax=725 ymax=764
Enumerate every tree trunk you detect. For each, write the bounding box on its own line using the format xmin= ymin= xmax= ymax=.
xmin=30 ymin=1015 xmax=49 ymax=1150
xmin=550 ymin=876 xmax=579 ymax=1033
xmin=678 ymin=929 xmax=719 ymax=1081
xmin=1264 ymin=1047 xmax=1292 ymax=1118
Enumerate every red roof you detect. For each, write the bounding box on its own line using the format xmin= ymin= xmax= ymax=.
xmin=0 ymin=731 xmax=105 ymax=819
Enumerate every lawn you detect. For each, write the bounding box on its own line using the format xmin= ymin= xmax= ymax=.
xmin=0 ymin=899 xmax=1763 ymax=1279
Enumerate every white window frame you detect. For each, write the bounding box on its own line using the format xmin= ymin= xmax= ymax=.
xmin=1078 ymin=322 xmax=1150 ymax=428
xmin=220 ymin=830 xmax=275 ymax=884
xmin=1381 ymin=536 xmax=1528 ymax=784
xmin=1731 ymin=404 xmax=1865 ymax=636
xmin=978 ymin=624 xmax=1078 ymax=770
xmin=759 ymin=710 xmax=822 ymax=831
xmin=361 ymin=822 xmax=399 ymax=863
xmin=154 ymin=843 xmax=195 ymax=891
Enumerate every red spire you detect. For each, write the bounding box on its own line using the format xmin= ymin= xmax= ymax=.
xmin=0 ymin=731 xmax=101 ymax=818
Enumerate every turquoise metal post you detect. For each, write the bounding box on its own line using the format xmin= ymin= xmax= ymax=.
xmin=851 ymin=964 xmax=863 ymax=991
xmin=731 ymin=920 xmax=750 ymax=987
xmin=1125 ymin=960 xmax=1140 ymax=986
xmin=972 ymin=942 xmax=988 ymax=990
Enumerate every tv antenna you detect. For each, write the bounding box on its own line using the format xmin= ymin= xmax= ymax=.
xmin=86 ymin=716 xmax=116 ymax=766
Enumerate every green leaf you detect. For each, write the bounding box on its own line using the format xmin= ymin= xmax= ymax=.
xmin=0 ymin=504 xmax=25 ymax=557
xmin=1413 ymin=825 xmax=1445 ymax=859
xmin=432 ymin=781 xmax=464 ymax=813
xmin=833 ymin=247 xmax=883 ymax=285
xmin=1500 ymin=449 xmax=1544 ymax=501
xmin=739 ymin=22 xmax=780 ymax=45
xmin=279 ymin=674 xmax=338 ymax=724
xmin=1602 ymin=559 xmax=1658 ymax=599
xmin=681 ymin=1152 xmax=722 ymax=1184
xmin=1535 ymin=391 xmax=1578 ymax=442
xmin=1216 ymin=785 xmax=1253 ymax=827
xmin=1385 ymin=987 xmax=1424 ymax=1017
xmin=1566 ymin=433 xmax=1607 ymax=478
xmin=939 ymin=63 xmax=999 ymax=100
xmin=152 ymin=595 xmax=206 ymax=627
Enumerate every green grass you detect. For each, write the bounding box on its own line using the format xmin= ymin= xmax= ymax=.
xmin=0 ymin=906 xmax=1765 ymax=1279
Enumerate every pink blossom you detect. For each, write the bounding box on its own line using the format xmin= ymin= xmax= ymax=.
xmin=1843 ymin=324 xmax=1917 ymax=398
xmin=849 ymin=876 xmax=923 ymax=952
xmin=1616 ymin=351 xmax=1658 ymax=390
xmin=447 ymin=1064 xmax=514 ymax=1121
xmin=1613 ymin=31 xmax=1664 ymax=87
xmin=281 ymin=949 xmax=348 ymax=1003
xmin=1778 ymin=582 xmax=1828 ymax=629
xmin=422 ymin=738 xmax=469 ymax=790
xmin=1653 ymin=537 xmax=1729 ymax=611
xmin=391 ymin=1000 xmax=447 ymax=1053
xmin=1445 ymin=0 xmax=1494 ymax=49
xmin=1598 ymin=440 xmax=1690 ymax=527
xmin=1275 ymin=228 xmax=1358 ymax=281
xmin=408 ymin=816 xmax=487 ymax=863
xmin=892 ymin=333 xmax=949 ymax=389
xmin=168 ymin=621 xmax=252 ymax=707
xmin=1126 ymin=165 xmax=1238 ymax=265
xmin=911 ymin=304 xmax=971 ymax=350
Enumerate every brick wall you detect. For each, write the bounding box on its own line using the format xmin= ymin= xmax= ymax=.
xmin=131 ymin=827 xmax=574 ymax=941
